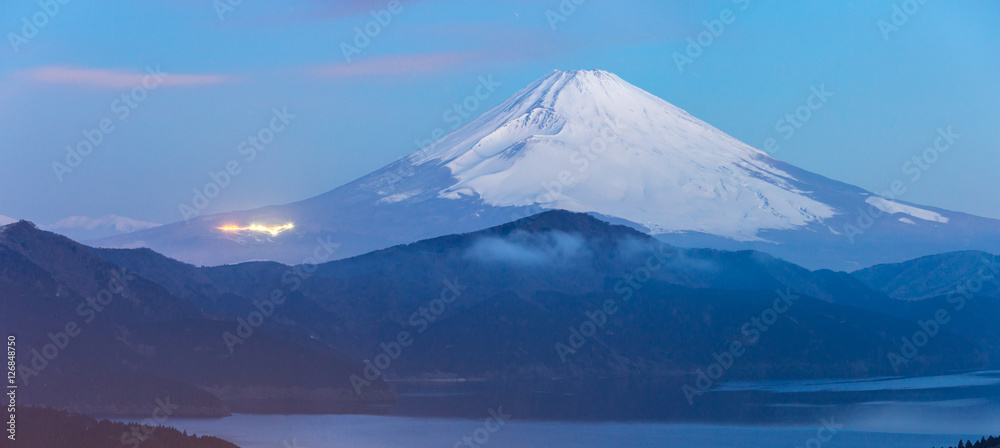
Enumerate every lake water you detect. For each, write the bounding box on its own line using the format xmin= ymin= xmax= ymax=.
xmin=149 ymin=415 xmax=987 ymax=448
xmin=120 ymin=371 xmax=1000 ymax=448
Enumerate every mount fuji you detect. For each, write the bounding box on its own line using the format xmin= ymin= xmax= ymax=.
xmin=95 ymin=70 xmax=1000 ymax=269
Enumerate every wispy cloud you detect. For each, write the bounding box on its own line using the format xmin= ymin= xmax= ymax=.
xmin=234 ymin=0 xmax=430 ymax=25
xmin=16 ymin=66 xmax=235 ymax=88
xmin=305 ymin=51 xmax=486 ymax=77
xmin=464 ymin=231 xmax=591 ymax=266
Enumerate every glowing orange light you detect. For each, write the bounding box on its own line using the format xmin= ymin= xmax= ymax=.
xmin=218 ymin=222 xmax=294 ymax=236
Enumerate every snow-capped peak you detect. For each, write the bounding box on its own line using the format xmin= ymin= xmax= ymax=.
xmin=42 ymin=215 xmax=161 ymax=241
xmin=409 ymin=69 xmax=835 ymax=240
xmin=45 ymin=215 xmax=159 ymax=232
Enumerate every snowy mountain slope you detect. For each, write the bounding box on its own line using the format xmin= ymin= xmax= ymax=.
xmin=412 ymin=70 xmax=836 ymax=239
xmin=94 ymin=70 xmax=1000 ymax=269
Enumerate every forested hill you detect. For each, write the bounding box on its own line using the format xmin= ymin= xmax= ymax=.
xmin=938 ymin=436 xmax=1000 ymax=448
xmin=14 ymin=407 xmax=240 ymax=448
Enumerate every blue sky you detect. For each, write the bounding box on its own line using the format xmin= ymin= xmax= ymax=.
xmin=1 ymin=0 xmax=998 ymax=225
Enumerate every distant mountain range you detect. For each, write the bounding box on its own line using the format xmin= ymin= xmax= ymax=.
xmin=93 ymin=70 xmax=1000 ymax=270
xmin=0 ymin=214 xmax=160 ymax=240
xmin=855 ymin=250 xmax=1000 ymax=300
xmin=43 ymin=215 xmax=161 ymax=241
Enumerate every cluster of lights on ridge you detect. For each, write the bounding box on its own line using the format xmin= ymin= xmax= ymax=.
xmin=218 ymin=223 xmax=294 ymax=236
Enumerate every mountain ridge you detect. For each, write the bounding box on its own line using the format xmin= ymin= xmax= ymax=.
xmin=0 ymin=220 xmax=395 ymax=416
xmin=88 ymin=211 xmax=986 ymax=381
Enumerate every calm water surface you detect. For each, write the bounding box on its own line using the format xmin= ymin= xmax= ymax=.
xmin=120 ymin=371 xmax=1000 ymax=448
